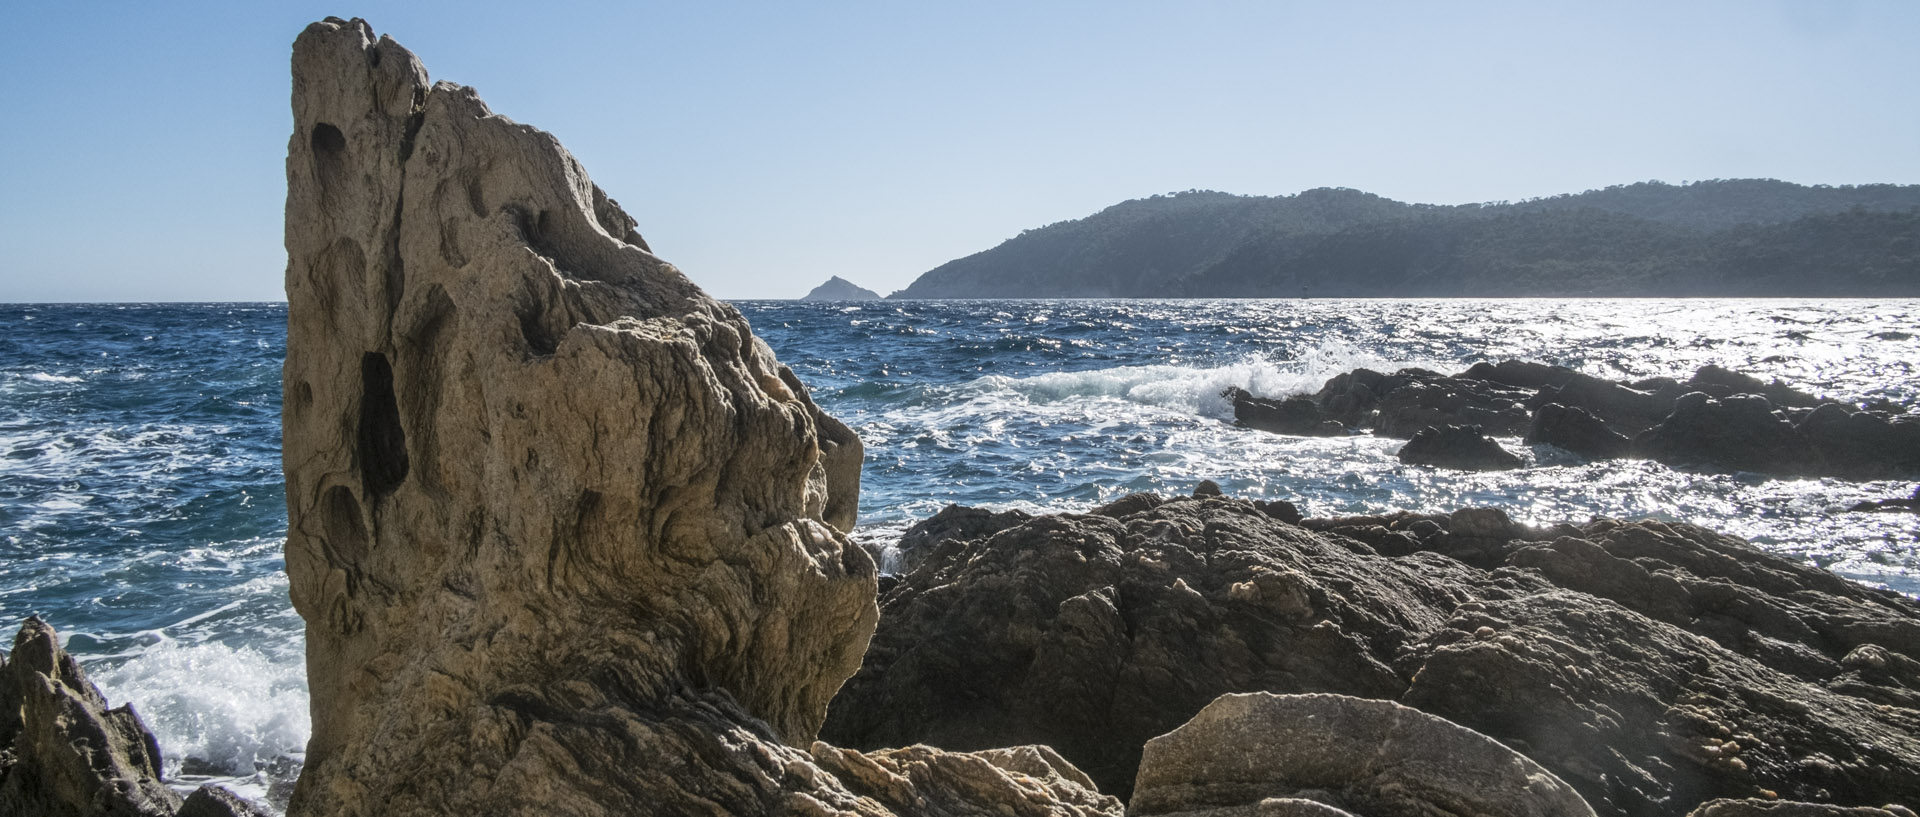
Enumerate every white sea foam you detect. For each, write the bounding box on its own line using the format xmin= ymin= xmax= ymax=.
xmin=970 ymin=342 xmax=1425 ymax=420
xmin=24 ymin=372 xmax=83 ymax=384
xmin=88 ymin=636 xmax=310 ymax=781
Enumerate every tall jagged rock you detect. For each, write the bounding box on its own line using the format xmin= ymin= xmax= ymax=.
xmin=280 ymin=17 xmax=999 ymax=817
xmin=0 ymin=618 xmax=181 ymax=817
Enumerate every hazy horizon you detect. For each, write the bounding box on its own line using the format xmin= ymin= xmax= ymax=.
xmin=4 ymin=1 xmax=1918 ymax=302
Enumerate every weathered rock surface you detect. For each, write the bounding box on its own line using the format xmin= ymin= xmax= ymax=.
xmin=283 ymin=18 xmax=1115 ymax=817
xmin=1397 ymin=424 xmax=1524 ymax=470
xmin=802 ymin=276 xmax=883 ymax=301
xmin=0 ymin=617 xmax=183 ymax=817
xmin=824 ymin=493 xmax=1920 ymax=816
xmin=889 ymin=503 xmax=1033 ymax=574
xmin=1130 ymin=693 xmax=1595 ymax=817
xmin=1686 ymin=800 xmax=1919 ymax=817
xmin=1235 ymin=359 xmax=1919 ymax=480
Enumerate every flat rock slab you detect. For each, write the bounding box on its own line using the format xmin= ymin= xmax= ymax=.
xmin=1131 ymin=692 xmax=1595 ymax=817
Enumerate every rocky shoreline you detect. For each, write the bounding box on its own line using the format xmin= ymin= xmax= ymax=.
xmin=3 ymin=17 xmax=1919 ymax=817
xmin=1227 ymin=360 xmax=1920 ymax=479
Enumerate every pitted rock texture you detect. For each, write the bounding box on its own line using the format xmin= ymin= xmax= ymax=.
xmin=281 ymin=18 xmax=1138 ymax=817
xmin=1130 ymin=693 xmax=1596 ymax=817
xmin=823 ymin=494 xmax=1920 ymax=816
xmin=0 ymin=618 xmax=181 ymax=817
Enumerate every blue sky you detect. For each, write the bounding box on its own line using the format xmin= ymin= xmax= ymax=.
xmin=2 ymin=1 xmax=1916 ymax=301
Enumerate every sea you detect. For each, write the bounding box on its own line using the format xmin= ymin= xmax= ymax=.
xmin=3 ymin=298 xmax=1918 ymax=806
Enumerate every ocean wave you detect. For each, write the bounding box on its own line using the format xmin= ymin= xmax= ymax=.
xmin=967 ymin=342 xmax=1423 ymax=419
xmin=23 ymin=372 xmax=84 ymax=384
xmin=88 ymin=636 xmax=309 ymax=781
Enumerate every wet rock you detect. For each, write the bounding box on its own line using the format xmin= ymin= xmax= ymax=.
xmin=1130 ymin=693 xmax=1596 ymax=817
xmin=1689 ymin=364 xmax=1824 ymax=408
xmin=1193 ymin=479 xmax=1225 ymax=497
xmin=1527 ymin=402 xmax=1632 ymax=460
xmin=281 ymin=18 xmax=1109 ymax=817
xmin=1635 ymin=393 xmax=1822 ymax=475
xmin=1370 ymin=373 xmax=1533 ymax=439
xmin=1458 ymin=359 xmax=1577 ymax=391
xmin=1797 ymin=405 xmax=1920 ymax=479
xmin=1530 ymin=373 xmax=1669 ymax=435
xmin=1226 ymin=387 xmax=1346 ymax=437
xmin=0 ymin=617 xmax=182 ymax=817
xmin=1398 ymin=424 xmax=1525 ymax=470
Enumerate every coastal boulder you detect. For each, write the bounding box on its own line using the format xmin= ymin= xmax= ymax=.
xmin=1397 ymin=424 xmax=1525 ymax=470
xmin=0 ymin=617 xmax=182 ymax=817
xmin=1527 ymin=403 xmax=1632 ymax=460
xmin=1635 ymin=393 xmax=1821 ymax=475
xmin=830 ymin=494 xmax=1920 ymax=817
xmin=1130 ymin=693 xmax=1596 ymax=817
xmin=281 ymin=18 xmax=1116 ymax=817
xmin=1226 ymin=387 xmax=1347 ymax=437
xmin=823 ymin=496 xmax=1504 ymax=799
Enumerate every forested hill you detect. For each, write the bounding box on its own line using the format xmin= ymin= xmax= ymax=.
xmin=888 ymin=180 xmax=1920 ymax=298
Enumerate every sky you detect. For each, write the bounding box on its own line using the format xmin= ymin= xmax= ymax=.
xmin=1 ymin=1 xmax=1917 ymax=302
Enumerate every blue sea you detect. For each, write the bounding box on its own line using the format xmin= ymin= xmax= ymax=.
xmin=3 ymin=298 xmax=1918 ymax=805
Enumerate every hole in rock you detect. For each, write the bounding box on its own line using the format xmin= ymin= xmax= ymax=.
xmin=358 ymin=352 xmax=410 ymax=499
xmin=322 ymin=485 xmax=369 ymax=566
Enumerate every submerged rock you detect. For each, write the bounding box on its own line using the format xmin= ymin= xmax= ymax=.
xmin=1130 ymin=693 xmax=1596 ymax=817
xmin=0 ymin=617 xmax=182 ymax=817
xmin=282 ymin=18 xmax=1113 ymax=817
xmin=1397 ymin=424 xmax=1525 ymax=470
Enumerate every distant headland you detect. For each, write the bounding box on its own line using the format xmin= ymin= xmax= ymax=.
xmin=802 ymin=275 xmax=882 ymax=300
xmin=889 ymin=180 xmax=1920 ymax=298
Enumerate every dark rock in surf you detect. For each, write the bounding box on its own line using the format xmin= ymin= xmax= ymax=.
xmin=1635 ymin=392 xmax=1823 ymax=475
xmin=1689 ymin=364 xmax=1824 ymax=407
xmin=1528 ymin=402 xmax=1633 ymax=460
xmin=1529 ymin=372 xmax=1671 ymax=435
xmin=1226 ymin=387 xmax=1346 ymax=436
xmin=1460 ymin=359 xmax=1578 ymax=391
xmin=1798 ymin=404 xmax=1920 ymax=479
xmin=1398 ymin=424 xmax=1525 ymax=470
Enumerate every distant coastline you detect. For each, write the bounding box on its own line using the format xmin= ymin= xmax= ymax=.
xmin=889 ymin=180 xmax=1920 ymax=299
